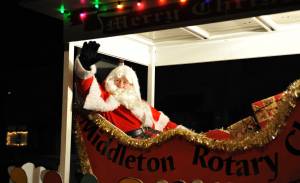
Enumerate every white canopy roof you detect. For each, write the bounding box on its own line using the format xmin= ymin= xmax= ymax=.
xmin=70 ymin=10 xmax=300 ymax=66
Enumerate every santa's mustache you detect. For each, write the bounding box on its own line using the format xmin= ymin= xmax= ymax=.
xmin=113 ymin=88 xmax=142 ymax=108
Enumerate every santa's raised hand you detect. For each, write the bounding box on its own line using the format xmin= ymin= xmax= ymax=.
xmin=79 ymin=41 xmax=102 ymax=70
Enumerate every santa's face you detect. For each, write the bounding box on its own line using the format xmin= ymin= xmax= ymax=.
xmin=112 ymin=80 xmax=142 ymax=110
xmin=105 ymin=65 xmax=142 ymax=102
xmin=114 ymin=77 xmax=133 ymax=89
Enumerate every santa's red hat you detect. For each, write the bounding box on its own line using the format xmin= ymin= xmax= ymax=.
xmin=105 ymin=63 xmax=141 ymax=100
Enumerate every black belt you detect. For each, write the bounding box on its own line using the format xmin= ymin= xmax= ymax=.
xmin=126 ymin=127 xmax=161 ymax=138
xmin=126 ymin=128 xmax=145 ymax=138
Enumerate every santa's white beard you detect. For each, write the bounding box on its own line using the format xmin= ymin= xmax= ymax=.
xmin=112 ymin=87 xmax=154 ymax=128
xmin=113 ymin=87 xmax=143 ymax=110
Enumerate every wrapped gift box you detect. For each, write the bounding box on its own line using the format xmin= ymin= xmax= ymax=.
xmin=251 ymin=93 xmax=283 ymax=128
xmin=227 ymin=116 xmax=259 ymax=139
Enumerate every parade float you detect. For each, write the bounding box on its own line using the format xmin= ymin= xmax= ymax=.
xmin=73 ymin=80 xmax=300 ymax=183
xmin=57 ymin=0 xmax=300 ymax=182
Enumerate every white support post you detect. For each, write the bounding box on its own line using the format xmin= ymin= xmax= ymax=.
xmin=147 ymin=47 xmax=156 ymax=106
xmin=59 ymin=43 xmax=74 ymax=183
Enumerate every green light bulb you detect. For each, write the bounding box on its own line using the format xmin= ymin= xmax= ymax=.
xmin=58 ymin=4 xmax=65 ymax=14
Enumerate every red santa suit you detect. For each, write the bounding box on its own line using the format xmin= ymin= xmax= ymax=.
xmin=75 ymin=57 xmax=178 ymax=134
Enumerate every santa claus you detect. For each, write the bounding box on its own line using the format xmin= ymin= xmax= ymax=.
xmin=75 ymin=41 xmax=185 ymax=138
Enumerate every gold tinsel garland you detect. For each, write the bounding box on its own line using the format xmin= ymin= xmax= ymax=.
xmin=80 ymin=79 xmax=300 ymax=154
xmin=75 ymin=122 xmax=93 ymax=174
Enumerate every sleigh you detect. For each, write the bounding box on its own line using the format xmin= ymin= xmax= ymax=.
xmin=73 ymin=79 xmax=300 ymax=183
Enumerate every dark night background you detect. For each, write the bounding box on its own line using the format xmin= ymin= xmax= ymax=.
xmin=1 ymin=2 xmax=299 ymax=182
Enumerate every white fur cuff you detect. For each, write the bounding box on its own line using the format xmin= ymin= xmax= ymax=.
xmin=75 ymin=56 xmax=97 ymax=80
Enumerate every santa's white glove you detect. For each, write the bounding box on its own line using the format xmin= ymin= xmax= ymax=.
xmin=176 ymin=125 xmax=189 ymax=130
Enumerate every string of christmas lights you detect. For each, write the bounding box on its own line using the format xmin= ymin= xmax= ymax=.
xmin=58 ymin=0 xmax=190 ymax=21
